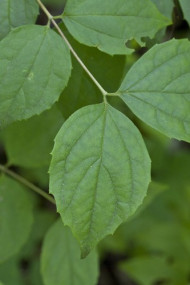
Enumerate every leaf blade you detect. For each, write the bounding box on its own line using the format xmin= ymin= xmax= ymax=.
xmin=0 ymin=0 xmax=39 ymax=40
xmin=41 ymin=219 xmax=99 ymax=285
xmin=0 ymin=25 xmax=71 ymax=127
xmin=62 ymin=0 xmax=170 ymax=55
xmin=0 ymin=176 xmax=33 ymax=263
xmin=118 ymin=39 xmax=190 ymax=142
xmin=179 ymin=0 xmax=190 ymax=26
xmin=49 ymin=103 xmax=151 ymax=257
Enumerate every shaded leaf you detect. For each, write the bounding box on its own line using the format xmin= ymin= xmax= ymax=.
xmin=0 ymin=258 xmax=24 ymax=285
xmin=58 ymin=28 xmax=125 ymax=118
xmin=41 ymin=219 xmax=99 ymax=285
xmin=120 ymin=256 xmax=171 ymax=285
xmin=179 ymin=0 xmax=190 ymax=25
xmin=2 ymin=104 xmax=64 ymax=168
xmin=0 ymin=175 xmax=33 ymax=263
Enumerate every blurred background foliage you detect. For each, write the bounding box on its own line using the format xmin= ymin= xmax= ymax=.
xmin=0 ymin=0 xmax=190 ymax=284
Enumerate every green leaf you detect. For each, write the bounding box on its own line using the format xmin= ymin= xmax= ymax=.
xmin=120 ymin=256 xmax=171 ymax=285
xmin=0 ymin=25 xmax=71 ymax=128
xmin=2 ymin=104 xmax=64 ymax=168
xmin=0 ymin=175 xmax=33 ymax=263
xmin=151 ymin=0 xmax=173 ymax=19
xmin=0 ymin=258 xmax=24 ymax=285
xmin=0 ymin=0 xmax=39 ymax=40
xmin=179 ymin=0 xmax=190 ymax=25
xmin=49 ymin=103 xmax=151 ymax=257
xmin=118 ymin=39 xmax=190 ymax=142
xmin=41 ymin=219 xmax=99 ymax=285
xmin=58 ymin=27 xmax=125 ymax=118
xmin=62 ymin=0 xmax=170 ymax=55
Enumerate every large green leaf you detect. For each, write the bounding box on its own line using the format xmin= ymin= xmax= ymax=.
xmin=0 ymin=25 xmax=71 ymax=128
xmin=0 ymin=0 xmax=39 ymax=40
xmin=0 ymin=175 xmax=33 ymax=263
xmin=179 ymin=0 xmax=190 ymax=25
xmin=2 ymin=104 xmax=64 ymax=168
xmin=118 ymin=39 xmax=190 ymax=142
xmin=62 ymin=0 xmax=170 ymax=55
xmin=41 ymin=219 xmax=99 ymax=285
xmin=49 ymin=103 xmax=151 ymax=257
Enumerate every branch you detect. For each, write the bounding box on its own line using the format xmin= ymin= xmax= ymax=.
xmin=0 ymin=164 xmax=55 ymax=204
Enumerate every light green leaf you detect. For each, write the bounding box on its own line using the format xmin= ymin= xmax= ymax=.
xmin=41 ymin=219 xmax=99 ymax=285
xmin=151 ymin=0 xmax=173 ymax=19
xmin=0 ymin=0 xmax=39 ymax=40
xmin=62 ymin=0 xmax=170 ymax=55
xmin=0 ymin=175 xmax=33 ymax=263
xmin=118 ymin=39 xmax=190 ymax=142
xmin=2 ymin=104 xmax=64 ymax=168
xmin=58 ymin=26 xmax=125 ymax=118
xmin=49 ymin=103 xmax=151 ymax=257
xmin=0 ymin=25 xmax=71 ymax=128
xmin=179 ymin=0 xmax=190 ymax=25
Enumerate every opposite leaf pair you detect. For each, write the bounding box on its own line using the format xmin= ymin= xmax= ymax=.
xmin=50 ymin=38 xmax=190 ymax=257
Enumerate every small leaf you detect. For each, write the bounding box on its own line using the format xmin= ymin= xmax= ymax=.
xmin=41 ymin=219 xmax=99 ymax=285
xmin=179 ymin=0 xmax=190 ymax=25
xmin=62 ymin=0 xmax=170 ymax=55
xmin=49 ymin=103 xmax=151 ymax=257
xmin=0 ymin=0 xmax=39 ymax=40
xmin=2 ymin=104 xmax=64 ymax=168
xmin=0 ymin=175 xmax=33 ymax=263
xmin=118 ymin=39 xmax=190 ymax=142
xmin=0 ymin=25 xmax=71 ymax=128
